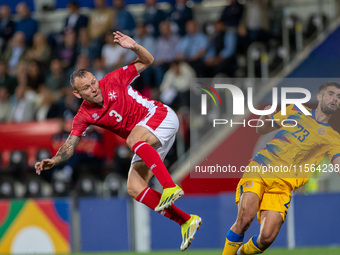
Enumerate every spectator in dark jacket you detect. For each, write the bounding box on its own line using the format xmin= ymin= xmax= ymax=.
xmin=113 ymin=0 xmax=135 ymax=36
xmin=205 ymin=20 xmax=238 ymax=77
xmin=220 ymin=0 xmax=244 ymax=29
xmin=0 ymin=60 xmax=17 ymax=95
xmin=15 ymin=2 xmax=38 ymax=45
xmin=144 ymin=0 xmax=166 ymax=37
xmin=64 ymin=1 xmax=88 ymax=34
xmin=0 ymin=5 xmax=15 ymax=52
xmin=168 ymin=0 xmax=193 ymax=36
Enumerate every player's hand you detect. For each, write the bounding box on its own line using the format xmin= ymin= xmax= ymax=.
xmin=264 ymin=105 xmax=277 ymax=118
xmin=113 ymin=31 xmax=137 ymax=50
xmin=35 ymin=158 xmax=55 ymax=175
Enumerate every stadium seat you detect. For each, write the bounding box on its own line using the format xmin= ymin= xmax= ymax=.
xmin=36 ymin=149 xmax=51 ymax=162
xmin=0 ymin=176 xmax=16 ymax=198
xmin=7 ymin=151 xmax=28 ymax=172
xmin=103 ymin=173 xmax=125 ymax=197
xmin=304 ymin=13 xmax=329 ymax=40
xmin=24 ymin=175 xmax=43 ymax=198
xmin=75 ymin=174 xmax=98 ymax=197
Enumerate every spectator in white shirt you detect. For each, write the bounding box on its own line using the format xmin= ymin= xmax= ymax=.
xmin=159 ymin=60 xmax=195 ymax=110
xmin=102 ymin=31 xmax=127 ymax=71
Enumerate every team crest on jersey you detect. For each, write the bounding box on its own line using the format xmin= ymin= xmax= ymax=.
xmin=92 ymin=113 xmax=99 ymax=121
xmin=244 ymin=181 xmax=253 ymax=188
xmin=318 ymin=127 xmax=326 ymax=136
xmin=108 ymin=91 xmax=117 ymax=100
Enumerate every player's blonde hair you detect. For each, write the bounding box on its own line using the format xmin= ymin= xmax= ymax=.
xmin=70 ymin=69 xmax=89 ymax=90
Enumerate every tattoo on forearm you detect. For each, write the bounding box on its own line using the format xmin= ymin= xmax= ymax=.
xmin=137 ymin=67 xmax=145 ymax=73
xmin=52 ymin=135 xmax=80 ymax=165
xmin=133 ymin=46 xmax=140 ymax=51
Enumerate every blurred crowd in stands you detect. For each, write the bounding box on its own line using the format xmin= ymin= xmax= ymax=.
xmin=0 ymin=0 xmax=327 ymax=197
xmin=0 ymin=0 xmax=277 ymax=124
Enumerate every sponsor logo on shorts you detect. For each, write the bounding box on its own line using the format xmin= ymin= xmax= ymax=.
xmin=244 ymin=181 xmax=253 ymax=188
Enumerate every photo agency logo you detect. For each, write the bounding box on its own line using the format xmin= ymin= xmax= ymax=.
xmin=197 ymin=82 xmax=312 ymax=128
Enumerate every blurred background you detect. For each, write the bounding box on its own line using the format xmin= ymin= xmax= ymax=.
xmin=0 ymin=0 xmax=340 ymax=254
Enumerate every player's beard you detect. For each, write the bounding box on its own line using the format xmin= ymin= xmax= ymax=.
xmin=321 ymin=100 xmax=337 ymax=114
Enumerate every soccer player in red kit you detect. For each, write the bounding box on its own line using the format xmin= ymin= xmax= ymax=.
xmin=35 ymin=31 xmax=201 ymax=251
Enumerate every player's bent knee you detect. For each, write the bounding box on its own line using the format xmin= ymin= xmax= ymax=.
xmin=237 ymin=214 xmax=255 ymax=231
xmin=126 ymin=178 xmax=140 ymax=199
xmin=126 ymin=135 xmax=137 ymax=149
xmin=127 ymin=184 xmax=139 ymax=199
xmin=258 ymin=231 xmax=276 ymax=248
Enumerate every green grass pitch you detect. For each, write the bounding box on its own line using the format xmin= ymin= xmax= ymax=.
xmin=66 ymin=247 xmax=340 ymax=255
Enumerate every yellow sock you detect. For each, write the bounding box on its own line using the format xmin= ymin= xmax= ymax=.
xmin=240 ymin=235 xmax=265 ymax=254
xmin=222 ymin=230 xmax=244 ymax=255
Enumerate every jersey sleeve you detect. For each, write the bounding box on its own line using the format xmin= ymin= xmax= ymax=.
xmin=326 ymin=136 xmax=340 ymax=163
xmin=101 ymin=62 xmax=139 ymax=87
xmin=271 ymin=104 xmax=296 ymax=128
xmin=70 ymin=112 xmax=89 ymax=137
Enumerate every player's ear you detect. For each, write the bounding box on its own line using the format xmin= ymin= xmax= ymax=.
xmin=73 ymin=90 xmax=82 ymax=99
xmin=317 ymin=92 xmax=322 ymax=102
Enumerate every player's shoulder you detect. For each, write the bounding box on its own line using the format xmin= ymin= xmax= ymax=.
xmin=74 ymin=102 xmax=92 ymax=121
xmin=326 ymin=125 xmax=340 ymax=140
xmin=100 ymin=64 xmax=134 ymax=81
xmin=289 ymin=104 xmax=312 ymax=112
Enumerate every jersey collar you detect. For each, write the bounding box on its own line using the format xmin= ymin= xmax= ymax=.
xmin=312 ymin=109 xmax=330 ymax=126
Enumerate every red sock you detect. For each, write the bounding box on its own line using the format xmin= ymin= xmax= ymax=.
xmin=136 ymin=187 xmax=191 ymax=226
xmin=132 ymin=141 xmax=175 ymax=189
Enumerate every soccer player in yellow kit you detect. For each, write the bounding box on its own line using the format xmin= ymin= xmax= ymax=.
xmin=222 ymin=81 xmax=340 ymax=255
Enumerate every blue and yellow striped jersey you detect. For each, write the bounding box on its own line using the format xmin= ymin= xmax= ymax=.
xmin=252 ymin=104 xmax=340 ymax=190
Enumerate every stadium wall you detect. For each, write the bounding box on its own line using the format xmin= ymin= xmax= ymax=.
xmin=76 ymin=193 xmax=340 ymax=251
xmin=0 ymin=193 xmax=339 ymax=253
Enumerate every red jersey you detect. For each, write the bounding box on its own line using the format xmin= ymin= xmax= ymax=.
xmin=70 ymin=63 xmax=165 ymax=138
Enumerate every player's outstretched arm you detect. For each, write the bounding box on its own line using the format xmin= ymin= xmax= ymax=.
xmin=333 ymin=157 xmax=340 ymax=177
xmin=113 ymin=31 xmax=154 ymax=73
xmin=35 ymin=135 xmax=81 ymax=175
xmin=256 ymin=105 xmax=278 ymax=135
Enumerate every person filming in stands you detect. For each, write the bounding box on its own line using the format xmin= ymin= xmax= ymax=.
xmin=35 ymin=31 xmax=201 ymax=251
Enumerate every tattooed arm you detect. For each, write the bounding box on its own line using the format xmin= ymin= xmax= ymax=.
xmin=113 ymin=31 xmax=154 ymax=73
xmin=131 ymin=43 xmax=154 ymax=74
xmin=35 ymin=135 xmax=81 ymax=175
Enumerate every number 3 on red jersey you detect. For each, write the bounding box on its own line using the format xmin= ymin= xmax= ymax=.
xmin=109 ymin=110 xmax=122 ymax=122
